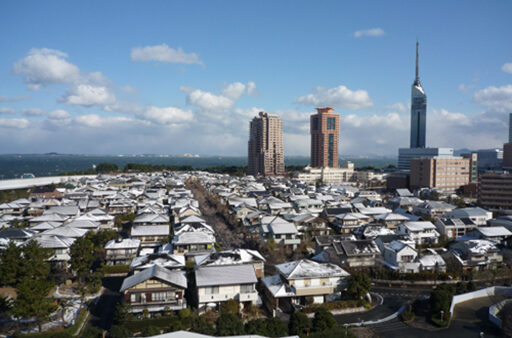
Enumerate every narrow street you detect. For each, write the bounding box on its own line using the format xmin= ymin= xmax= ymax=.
xmin=187 ymin=181 xmax=245 ymax=249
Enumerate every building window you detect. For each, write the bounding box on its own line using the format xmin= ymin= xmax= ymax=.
xmin=312 ymin=117 xmax=319 ymax=131
xmin=304 ymin=278 xmax=311 ymax=287
xmin=327 ymin=117 xmax=336 ymax=130
xmin=328 ymin=134 xmax=334 ymax=167
xmin=152 ymin=292 xmax=168 ymax=301
xmin=205 ymin=286 xmax=219 ymax=295
xmin=240 ymin=284 xmax=254 ymax=293
xmin=130 ymin=293 xmax=139 ymax=303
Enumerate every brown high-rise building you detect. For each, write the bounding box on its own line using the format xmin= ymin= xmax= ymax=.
xmin=248 ymin=112 xmax=285 ymax=176
xmin=410 ymin=156 xmax=470 ymax=192
xmin=310 ymin=107 xmax=340 ymax=168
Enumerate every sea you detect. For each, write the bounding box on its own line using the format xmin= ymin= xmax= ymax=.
xmin=0 ymin=154 xmax=397 ymax=180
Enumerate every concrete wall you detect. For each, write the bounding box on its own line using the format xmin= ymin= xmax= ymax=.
xmin=488 ymin=299 xmax=512 ymax=328
xmin=449 ymin=286 xmax=512 ymax=315
xmin=0 ymin=175 xmax=96 ymax=191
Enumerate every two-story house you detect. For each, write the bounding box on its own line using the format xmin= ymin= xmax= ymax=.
xmin=396 ymin=221 xmax=440 ymax=245
xmin=195 ymin=264 xmax=258 ymax=313
xmin=120 ymin=265 xmax=187 ymax=313
xmin=194 ymin=249 xmax=266 ymax=278
xmin=131 ymin=225 xmax=170 ymax=247
xmin=104 ymin=238 xmax=141 ymax=265
xmin=261 ymin=259 xmax=350 ymax=313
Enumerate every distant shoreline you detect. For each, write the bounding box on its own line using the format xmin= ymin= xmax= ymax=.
xmin=0 ymin=154 xmax=397 ymax=180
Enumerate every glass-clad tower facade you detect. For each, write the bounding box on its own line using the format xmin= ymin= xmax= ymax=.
xmin=410 ymin=41 xmax=427 ymax=148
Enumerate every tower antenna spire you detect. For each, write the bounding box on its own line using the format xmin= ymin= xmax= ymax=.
xmin=415 ymin=40 xmax=420 ymax=84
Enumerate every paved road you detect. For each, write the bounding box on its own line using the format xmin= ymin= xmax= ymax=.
xmin=334 ymin=287 xmax=429 ymax=324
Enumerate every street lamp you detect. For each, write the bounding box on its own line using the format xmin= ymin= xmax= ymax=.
xmin=440 ymin=310 xmax=444 ymax=321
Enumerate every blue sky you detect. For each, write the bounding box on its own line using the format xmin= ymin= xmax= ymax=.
xmin=0 ymin=1 xmax=511 ymax=156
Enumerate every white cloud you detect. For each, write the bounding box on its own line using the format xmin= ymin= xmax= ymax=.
xmin=295 ymin=85 xmax=373 ymax=109
xmin=502 ymin=63 xmax=512 ymax=74
xmin=432 ymin=108 xmax=472 ymax=127
xmin=354 ymin=28 xmax=385 ymax=38
xmin=385 ymin=102 xmax=407 ymax=113
xmin=181 ymin=87 xmax=234 ymax=111
xmin=0 ymin=118 xmax=29 ymax=129
xmin=458 ymin=83 xmax=475 ymax=93
xmin=22 ymin=108 xmax=45 ymax=116
xmin=473 ymin=84 xmax=512 ymax=112
xmin=13 ymin=48 xmax=80 ymax=90
xmin=221 ymin=82 xmax=247 ymax=100
xmin=74 ymin=114 xmax=134 ymax=128
xmin=247 ymin=81 xmax=256 ymax=95
xmin=61 ymin=83 xmax=116 ymax=107
xmin=48 ymin=109 xmax=71 ymax=120
xmin=0 ymin=107 xmax=15 ymax=114
xmin=0 ymin=95 xmax=29 ymax=102
xmin=143 ymin=106 xmax=194 ymax=125
xmin=131 ymin=44 xmax=203 ymax=65
xmin=120 ymin=85 xmax=138 ymax=95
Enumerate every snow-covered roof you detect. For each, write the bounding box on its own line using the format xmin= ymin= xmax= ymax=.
xmin=418 ymin=254 xmax=446 ymax=267
xmin=276 ymin=259 xmax=350 ymax=279
xmin=195 ymin=248 xmax=265 ymax=266
xmin=131 ymin=225 xmax=170 ymax=237
xmin=261 ymin=274 xmax=295 ymax=298
xmin=172 ymin=231 xmax=215 ymax=245
xmin=195 ymin=265 xmax=257 ymax=287
xmin=120 ymin=265 xmax=187 ymax=291
xmin=402 ymin=221 xmax=436 ymax=231
xmin=130 ymin=253 xmax=185 ymax=271
xmin=476 ymin=226 xmax=512 ymax=238
xmin=41 ymin=226 xmax=88 ymax=238
xmin=105 ymin=238 xmax=141 ymax=250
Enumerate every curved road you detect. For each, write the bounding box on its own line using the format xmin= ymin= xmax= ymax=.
xmin=334 ymin=287 xmax=430 ymax=324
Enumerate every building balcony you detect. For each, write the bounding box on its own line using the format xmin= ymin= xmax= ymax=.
xmin=198 ymin=291 xmax=258 ymax=304
xmin=293 ymin=284 xmax=335 ymax=296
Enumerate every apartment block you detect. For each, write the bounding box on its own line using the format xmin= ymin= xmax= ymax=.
xmin=461 ymin=152 xmax=478 ymax=183
xmin=410 ymin=156 xmax=470 ymax=192
xmin=478 ymin=172 xmax=512 ymax=209
xmin=310 ymin=107 xmax=340 ymax=168
xmin=248 ymin=112 xmax=285 ymax=176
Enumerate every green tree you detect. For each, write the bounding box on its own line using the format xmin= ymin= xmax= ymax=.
xmin=141 ymin=325 xmax=160 ymax=336
xmin=220 ymin=299 xmax=239 ymax=315
xmin=10 ymin=278 xmax=57 ymax=332
xmin=346 ymin=273 xmax=371 ymax=300
xmin=312 ymin=307 xmax=336 ymax=332
xmin=82 ymin=327 xmax=103 ymax=338
xmin=113 ymin=302 xmax=131 ymax=324
xmin=95 ymin=162 xmax=119 ymax=173
xmin=265 ymin=317 xmax=287 ymax=337
xmin=70 ymin=236 xmax=96 ymax=280
xmin=21 ymin=240 xmax=52 ymax=280
xmin=0 ymin=295 xmax=12 ymax=315
xmin=215 ymin=313 xmax=244 ymax=336
xmin=288 ymin=311 xmax=310 ymax=335
xmin=87 ymin=229 xmax=118 ymax=249
xmin=245 ymin=318 xmax=268 ymax=336
xmin=109 ymin=325 xmax=132 ymax=338
xmin=0 ymin=242 xmax=23 ymax=286
xmin=191 ymin=315 xmax=216 ymax=335
xmin=430 ymin=284 xmax=455 ymax=321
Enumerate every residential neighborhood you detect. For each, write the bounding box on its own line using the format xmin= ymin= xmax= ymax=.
xmin=1 ymin=168 xmax=512 ymax=337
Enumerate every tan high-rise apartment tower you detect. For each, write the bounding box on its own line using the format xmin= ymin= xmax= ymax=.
xmin=310 ymin=107 xmax=340 ymax=168
xmin=248 ymin=112 xmax=285 ymax=176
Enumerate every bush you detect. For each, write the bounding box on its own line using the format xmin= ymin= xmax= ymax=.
xmin=109 ymin=325 xmax=132 ymax=338
xmin=312 ymin=307 xmax=336 ymax=332
xmin=141 ymin=325 xmax=160 ymax=336
xmin=401 ymin=304 xmax=415 ymax=322
xmin=82 ymin=327 xmax=103 ymax=338
xmin=215 ymin=313 xmax=244 ymax=336
xmin=288 ymin=311 xmax=310 ymax=335
xmin=101 ymin=265 xmax=130 ymax=275
xmin=220 ymin=299 xmax=239 ymax=315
